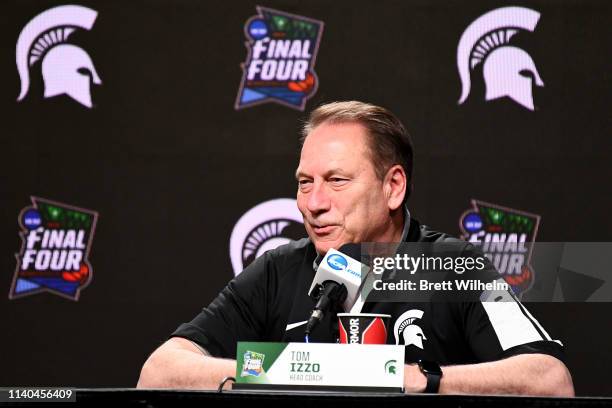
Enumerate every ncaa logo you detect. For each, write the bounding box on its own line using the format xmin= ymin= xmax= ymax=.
xmin=229 ymin=198 xmax=304 ymax=276
xmin=462 ymin=212 xmax=483 ymax=233
xmin=326 ymin=254 xmax=347 ymax=271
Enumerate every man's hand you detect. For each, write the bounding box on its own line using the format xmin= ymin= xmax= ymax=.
xmin=403 ymin=354 xmax=574 ymax=396
xmin=137 ymin=337 xmax=236 ymax=389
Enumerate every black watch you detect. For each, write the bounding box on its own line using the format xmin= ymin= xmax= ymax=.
xmin=418 ymin=360 xmax=443 ymax=393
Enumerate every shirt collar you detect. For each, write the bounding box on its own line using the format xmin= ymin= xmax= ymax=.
xmin=312 ymin=206 xmax=411 ymax=272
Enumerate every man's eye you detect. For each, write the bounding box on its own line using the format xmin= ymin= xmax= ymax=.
xmin=329 ymin=178 xmax=349 ymax=186
xmin=298 ymin=180 xmax=313 ymax=190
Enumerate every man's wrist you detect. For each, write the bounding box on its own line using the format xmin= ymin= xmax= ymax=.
xmin=403 ymin=364 xmax=427 ymax=393
xmin=418 ymin=360 xmax=443 ymax=393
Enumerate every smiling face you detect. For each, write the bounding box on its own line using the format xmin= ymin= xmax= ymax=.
xmin=296 ymin=121 xmax=403 ymax=255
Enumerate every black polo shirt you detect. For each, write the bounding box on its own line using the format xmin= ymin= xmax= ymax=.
xmin=172 ymin=218 xmax=565 ymax=365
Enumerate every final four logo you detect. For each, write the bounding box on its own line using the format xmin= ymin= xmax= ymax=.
xmin=235 ymin=7 xmax=324 ymax=111
xmin=459 ymin=200 xmax=540 ymax=297
xmin=10 ymin=197 xmax=98 ymax=300
xmin=241 ymin=351 xmax=265 ymax=377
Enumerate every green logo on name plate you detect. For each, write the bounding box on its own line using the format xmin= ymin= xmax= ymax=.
xmin=385 ymin=359 xmax=397 ymax=375
xmin=236 ymin=342 xmax=289 ymax=384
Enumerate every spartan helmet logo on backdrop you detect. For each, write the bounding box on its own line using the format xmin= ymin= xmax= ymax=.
xmin=457 ymin=7 xmax=543 ymax=111
xmin=229 ymin=198 xmax=304 ymax=276
xmin=16 ymin=5 xmax=101 ymax=108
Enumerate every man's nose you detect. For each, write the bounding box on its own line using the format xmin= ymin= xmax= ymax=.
xmin=307 ymin=181 xmax=331 ymax=214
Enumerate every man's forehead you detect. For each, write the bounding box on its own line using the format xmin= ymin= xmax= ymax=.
xmin=295 ymin=166 xmax=351 ymax=179
xmin=301 ymin=122 xmax=369 ymax=156
xmin=297 ymin=122 xmax=372 ymax=175
xmin=298 ymin=147 xmax=365 ymax=176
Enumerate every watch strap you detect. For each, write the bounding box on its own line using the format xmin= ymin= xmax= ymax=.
xmin=424 ymin=371 xmax=441 ymax=393
xmin=418 ymin=360 xmax=442 ymax=393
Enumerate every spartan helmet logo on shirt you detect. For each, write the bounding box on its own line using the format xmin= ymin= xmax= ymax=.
xmin=16 ymin=5 xmax=101 ymax=108
xmin=457 ymin=7 xmax=543 ymax=111
xmin=394 ymin=309 xmax=427 ymax=349
xmin=229 ymin=198 xmax=304 ymax=276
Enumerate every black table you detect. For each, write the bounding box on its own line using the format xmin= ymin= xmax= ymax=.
xmin=3 ymin=389 xmax=611 ymax=407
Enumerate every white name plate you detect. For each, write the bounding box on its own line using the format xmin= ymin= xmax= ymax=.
xmin=234 ymin=342 xmax=405 ymax=392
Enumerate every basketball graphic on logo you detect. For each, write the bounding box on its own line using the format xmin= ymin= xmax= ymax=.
xmin=62 ymin=263 xmax=89 ymax=284
xmin=288 ymin=72 xmax=315 ymax=93
xmin=507 ymin=265 xmax=532 ymax=289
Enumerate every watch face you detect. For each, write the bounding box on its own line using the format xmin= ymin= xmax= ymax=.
xmin=419 ymin=360 xmax=442 ymax=376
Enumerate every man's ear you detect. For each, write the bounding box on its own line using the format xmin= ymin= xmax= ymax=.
xmin=383 ymin=164 xmax=407 ymax=211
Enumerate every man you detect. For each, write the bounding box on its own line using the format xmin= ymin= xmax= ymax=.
xmin=138 ymin=101 xmax=574 ymax=396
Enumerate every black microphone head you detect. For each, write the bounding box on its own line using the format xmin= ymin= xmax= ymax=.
xmin=337 ymin=242 xmax=362 ymax=262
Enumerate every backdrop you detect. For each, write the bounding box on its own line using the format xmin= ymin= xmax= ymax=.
xmin=1 ymin=0 xmax=610 ymax=396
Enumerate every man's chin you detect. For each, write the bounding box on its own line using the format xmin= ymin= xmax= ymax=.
xmin=312 ymin=239 xmax=347 ymax=255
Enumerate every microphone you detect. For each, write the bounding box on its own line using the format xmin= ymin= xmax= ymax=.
xmin=304 ymin=244 xmax=370 ymax=338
